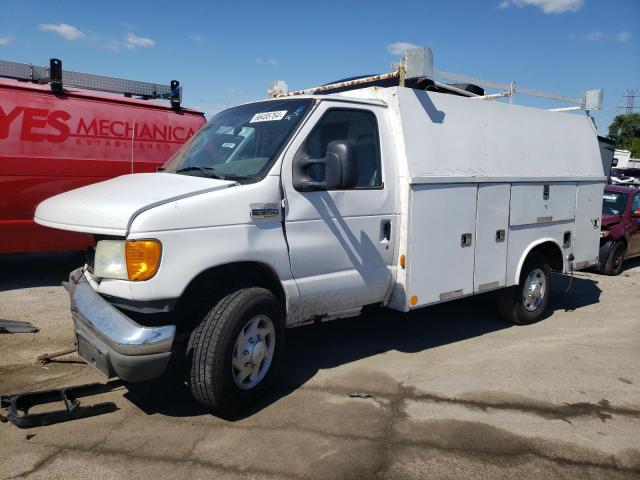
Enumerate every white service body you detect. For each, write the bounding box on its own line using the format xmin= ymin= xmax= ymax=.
xmin=36 ymin=86 xmax=605 ymax=326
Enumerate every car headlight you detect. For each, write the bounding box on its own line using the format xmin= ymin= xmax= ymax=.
xmin=600 ymin=230 xmax=610 ymax=238
xmin=94 ymin=239 xmax=162 ymax=281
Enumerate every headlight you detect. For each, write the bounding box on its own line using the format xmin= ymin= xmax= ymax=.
xmin=94 ymin=240 xmax=127 ymax=280
xmin=600 ymin=230 xmax=610 ymax=238
xmin=94 ymin=239 xmax=162 ymax=281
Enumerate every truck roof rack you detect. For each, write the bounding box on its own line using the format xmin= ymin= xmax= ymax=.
xmin=0 ymin=58 xmax=181 ymax=108
xmin=268 ymin=46 xmax=603 ymax=112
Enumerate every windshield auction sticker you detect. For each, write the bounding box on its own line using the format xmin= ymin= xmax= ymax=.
xmin=250 ymin=111 xmax=288 ymax=123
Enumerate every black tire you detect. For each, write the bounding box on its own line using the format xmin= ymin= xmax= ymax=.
xmin=496 ymin=252 xmax=551 ymax=325
xmin=602 ymin=241 xmax=625 ymax=276
xmin=187 ymin=287 xmax=284 ymax=415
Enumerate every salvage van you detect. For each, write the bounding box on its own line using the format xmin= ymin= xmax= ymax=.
xmin=0 ymin=59 xmax=205 ymax=254
xmin=35 ymin=47 xmax=606 ymax=414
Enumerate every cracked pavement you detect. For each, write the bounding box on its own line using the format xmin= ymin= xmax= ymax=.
xmin=1 ymin=253 xmax=639 ymax=479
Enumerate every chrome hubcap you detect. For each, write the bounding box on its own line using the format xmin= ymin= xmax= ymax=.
xmin=523 ymin=268 xmax=546 ymax=312
xmin=614 ymin=252 xmax=622 ymax=267
xmin=232 ymin=315 xmax=275 ymax=390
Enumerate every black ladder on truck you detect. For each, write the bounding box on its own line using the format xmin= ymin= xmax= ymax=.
xmin=0 ymin=58 xmax=181 ymax=108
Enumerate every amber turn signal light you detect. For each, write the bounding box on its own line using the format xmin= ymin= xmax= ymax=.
xmin=125 ymin=240 xmax=162 ymax=281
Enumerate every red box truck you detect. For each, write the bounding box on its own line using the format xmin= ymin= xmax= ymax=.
xmin=0 ymin=59 xmax=206 ymax=254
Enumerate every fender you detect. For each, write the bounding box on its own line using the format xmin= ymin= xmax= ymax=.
xmin=513 ymin=237 xmax=565 ymax=285
xmin=176 ymin=260 xmax=301 ymax=323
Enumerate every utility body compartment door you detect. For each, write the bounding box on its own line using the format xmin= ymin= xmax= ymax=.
xmin=510 ymin=182 xmax=576 ymax=226
xmin=407 ymin=183 xmax=478 ymax=306
xmin=573 ymin=182 xmax=604 ymax=269
xmin=474 ymin=184 xmax=511 ymax=292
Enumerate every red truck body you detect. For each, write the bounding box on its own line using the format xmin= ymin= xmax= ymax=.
xmin=0 ymin=79 xmax=206 ymax=254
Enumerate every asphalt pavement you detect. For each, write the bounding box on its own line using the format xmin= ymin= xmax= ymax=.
xmin=1 ymin=252 xmax=639 ymax=479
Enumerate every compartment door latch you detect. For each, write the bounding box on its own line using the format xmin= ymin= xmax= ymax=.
xmin=460 ymin=233 xmax=473 ymax=247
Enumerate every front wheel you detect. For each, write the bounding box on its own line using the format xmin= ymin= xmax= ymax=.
xmin=496 ymin=252 xmax=551 ymax=325
xmin=187 ymin=287 xmax=284 ymax=415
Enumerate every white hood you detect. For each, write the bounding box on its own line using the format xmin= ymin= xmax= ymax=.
xmin=35 ymin=173 xmax=235 ymax=236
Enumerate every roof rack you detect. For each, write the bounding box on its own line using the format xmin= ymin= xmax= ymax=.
xmin=0 ymin=58 xmax=181 ymax=108
xmin=268 ymin=46 xmax=603 ymax=112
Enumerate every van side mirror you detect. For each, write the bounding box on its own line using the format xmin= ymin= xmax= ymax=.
xmin=293 ymin=140 xmax=358 ymax=191
xmin=631 ymin=208 xmax=640 ymax=218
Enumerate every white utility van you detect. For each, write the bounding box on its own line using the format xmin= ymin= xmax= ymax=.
xmin=35 ymin=47 xmax=606 ymax=414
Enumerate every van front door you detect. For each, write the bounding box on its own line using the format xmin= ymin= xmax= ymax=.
xmin=281 ymin=104 xmax=396 ymax=319
xmin=628 ymin=192 xmax=640 ymax=256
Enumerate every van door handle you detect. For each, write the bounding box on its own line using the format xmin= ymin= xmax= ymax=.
xmin=381 ymin=220 xmax=391 ymax=242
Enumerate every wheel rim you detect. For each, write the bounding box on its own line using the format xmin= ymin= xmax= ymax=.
xmin=522 ymin=268 xmax=546 ymax=312
xmin=232 ymin=315 xmax=275 ymax=390
xmin=614 ymin=249 xmax=623 ymax=268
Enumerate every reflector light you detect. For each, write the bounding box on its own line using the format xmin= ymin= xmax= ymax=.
xmin=125 ymin=240 xmax=162 ymax=281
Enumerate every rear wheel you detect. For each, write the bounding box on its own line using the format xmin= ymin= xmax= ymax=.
xmin=187 ymin=287 xmax=284 ymax=415
xmin=602 ymin=241 xmax=625 ymax=276
xmin=497 ymin=252 xmax=551 ymax=325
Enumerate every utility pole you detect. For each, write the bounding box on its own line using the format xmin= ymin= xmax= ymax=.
xmin=619 ymin=88 xmax=639 ymax=114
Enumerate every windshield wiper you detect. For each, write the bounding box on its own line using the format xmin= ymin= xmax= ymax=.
xmin=175 ymin=166 xmax=225 ymax=179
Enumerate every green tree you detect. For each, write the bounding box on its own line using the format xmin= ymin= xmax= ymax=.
xmin=608 ymin=113 xmax=640 ymax=155
xmin=629 ymin=138 xmax=640 ymax=158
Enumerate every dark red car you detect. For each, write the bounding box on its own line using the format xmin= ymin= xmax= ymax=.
xmin=599 ymin=185 xmax=640 ymax=275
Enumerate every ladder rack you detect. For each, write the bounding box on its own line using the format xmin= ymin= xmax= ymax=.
xmin=0 ymin=58 xmax=181 ymax=107
xmin=268 ymin=46 xmax=603 ymax=112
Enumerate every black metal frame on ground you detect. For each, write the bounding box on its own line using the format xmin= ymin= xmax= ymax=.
xmin=0 ymin=382 xmax=120 ymax=428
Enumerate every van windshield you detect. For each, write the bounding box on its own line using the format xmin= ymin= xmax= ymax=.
xmin=164 ymin=99 xmax=313 ymax=182
xmin=602 ymin=192 xmax=627 ymax=215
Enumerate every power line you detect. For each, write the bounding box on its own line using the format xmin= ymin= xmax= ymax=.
xmin=618 ymin=88 xmax=639 ymax=114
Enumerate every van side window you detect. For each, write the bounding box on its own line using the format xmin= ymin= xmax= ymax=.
xmin=301 ymin=109 xmax=382 ymax=188
xmin=632 ymin=193 xmax=640 ymax=212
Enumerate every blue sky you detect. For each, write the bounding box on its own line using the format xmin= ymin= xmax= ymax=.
xmin=1 ymin=0 xmax=638 ymax=133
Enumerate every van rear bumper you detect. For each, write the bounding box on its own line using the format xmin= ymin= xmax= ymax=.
xmin=67 ymin=268 xmax=175 ymax=382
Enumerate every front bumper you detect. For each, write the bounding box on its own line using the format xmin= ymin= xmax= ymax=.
xmin=67 ymin=268 xmax=176 ymax=382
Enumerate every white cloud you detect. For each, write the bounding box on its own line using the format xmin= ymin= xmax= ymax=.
xmin=189 ymin=34 xmax=204 ymax=43
xmin=104 ymin=32 xmax=156 ymax=51
xmin=499 ymin=0 xmax=583 ymax=14
xmin=105 ymin=38 xmax=122 ymax=51
xmin=0 ymin=35 xmax=13 ymax=46
xmin=569 ymin=30 xmax=632 ymax=42
xmin=39 ymin=23 xmax=85 ymax=40
xmin=569 ymin=31 xmax=604 ymax=41
xmin=256 ymin=58 xmax=279 ymax=66
xmin=125 ymin=32 xmax=155 ymax=48
xmin=616 ymin=31 xmax=631 ymax=43
xmin=585 ymin=30 xmax=604 ymax=41
xmin=387 ymin=42 xmax=420 ymax=55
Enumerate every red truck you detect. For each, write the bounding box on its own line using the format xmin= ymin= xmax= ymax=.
xmin=0 ymin=59 xmax=206 ymax=254
xmin=599 ymin=184 xmax=640 ymax=275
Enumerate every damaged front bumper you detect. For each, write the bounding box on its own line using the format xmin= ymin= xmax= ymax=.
xmin=67 ymin=268 xmax=175 ymax=382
